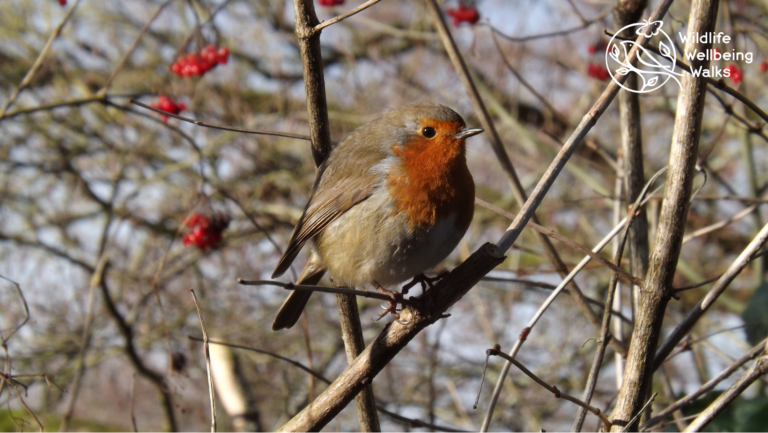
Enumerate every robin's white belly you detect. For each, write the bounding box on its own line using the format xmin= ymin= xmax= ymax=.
xmin=313 ymin=188 xmax=466 ymax=289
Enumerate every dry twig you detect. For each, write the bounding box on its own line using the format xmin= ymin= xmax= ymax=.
xmin=191 ymin=289 xmax=217 ymax=432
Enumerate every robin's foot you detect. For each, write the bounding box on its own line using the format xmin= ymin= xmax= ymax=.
xmin=402 ymin=271 xmax=449 ymax=296
xmin=374 ymin=282 xmax=406 ymax=322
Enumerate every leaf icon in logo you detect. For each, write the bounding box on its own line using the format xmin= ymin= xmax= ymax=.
xmin=616 ymin=68 xmax=631 ymax=75
xmin=647 ymin=76 xmax=659 ymax=87
xmin=610 ymin=44 xmax=621 ymax=61
xmin=660 ymin=41 xmax=672 ymax=58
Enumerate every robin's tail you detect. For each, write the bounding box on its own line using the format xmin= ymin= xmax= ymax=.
xmin=271 ymin=254 xmax=325 ymax=330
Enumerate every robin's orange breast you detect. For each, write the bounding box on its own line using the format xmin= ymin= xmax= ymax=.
xmin=386 ymin=123 xmax=475 ymax=231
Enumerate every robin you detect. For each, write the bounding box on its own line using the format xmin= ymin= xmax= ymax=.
xmin=271 ymin=103 xmax=483 ymax=330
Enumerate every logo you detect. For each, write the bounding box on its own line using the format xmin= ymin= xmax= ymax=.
xmin=605 ymin=20 xmax=683 ymax=93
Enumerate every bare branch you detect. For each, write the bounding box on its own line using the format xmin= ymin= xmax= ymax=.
xmin=654 ymin=220 xmax=768 ymax=369
xmin=483 ymin=347 xmax=612 ymax=430
xmin=130 ymin=99 xmax=312 ymax=141
xmin=484 ymin=7 xmax=614 ymax=42
xmin=312 ymin=0 xmax=383 ymax=34
xmin=0 ymin=276 xmax=29 ymax=342
xmin=191 ymin=290 xmax=217 ymax=433
xmin=98 ymin=0 xmax=175 ymax=95
xmin=0 ymin=0 xmax=82 ymax=118
xmin=644 ymin=338 xmax=768 ymax=429
xmin=611 ymin=0 xmax=720 ymax=429
xmin=684 ymin=355 xmax=768 ymax=431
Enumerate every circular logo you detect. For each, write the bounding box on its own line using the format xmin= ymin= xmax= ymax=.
xmin=605 ymin=20 xmax=682 ymax=94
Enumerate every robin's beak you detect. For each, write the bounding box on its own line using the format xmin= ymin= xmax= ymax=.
xmin=454 ymin=128 xmax=484 ymax=139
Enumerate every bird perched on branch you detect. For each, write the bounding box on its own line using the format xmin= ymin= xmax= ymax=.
xmin=271 ymin=103 xmax=483 ymax=330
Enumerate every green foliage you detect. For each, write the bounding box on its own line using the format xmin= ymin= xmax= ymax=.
xmin=742 ymin=282 xmax=768 ymax=346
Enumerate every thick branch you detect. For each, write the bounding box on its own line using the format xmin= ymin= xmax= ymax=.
xmin=276 ymin=244 xmax=506 ymax=431
xmin=610 ymin=0 xmax=719 ymax=429
xmin=293 ymin=0 xmax=332 ymax=166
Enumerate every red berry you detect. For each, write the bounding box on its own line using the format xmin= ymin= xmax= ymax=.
xmin=200 ymin=44 xmax=218 ymax=64
xmin=182 ymin=213 xmax=229 ymax=250
xmin=216 ymin=47 xmax=229 ymax=64
xmin=176 ymin=102 xmax=186 ymax=112
xmin=761 ymin=61 xmax=767 ymax=73
xmin=725 ymin=64 xmax=742 ymax=84
xmin=171 ymin=62 xmax=182 ymax=75
xmin=587 ymin=62 xmax=610 ymax=81
xmin=59 ymin=0 xmax=67 ymax=5
xmin=446 ymin=3 xmax=479 ymax=25
xmin=318 ymin=0 xmax=338 ymax=5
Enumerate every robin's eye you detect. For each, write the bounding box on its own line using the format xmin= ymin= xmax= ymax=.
xmin=421 ymin=126 xmax=436 ymax=138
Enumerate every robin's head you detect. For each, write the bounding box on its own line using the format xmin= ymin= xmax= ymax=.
xmin=381 ymin=103 xmax=483 ymax=155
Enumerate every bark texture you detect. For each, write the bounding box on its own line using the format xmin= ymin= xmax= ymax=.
xmin=610 ymin=1 xmax=720 ymax=429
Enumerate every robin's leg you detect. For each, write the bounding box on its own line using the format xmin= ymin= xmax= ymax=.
xmin=402 ymin=271 xmax=449 ymax=296
xmin=374 ymin=281 xmax=406 ymax=322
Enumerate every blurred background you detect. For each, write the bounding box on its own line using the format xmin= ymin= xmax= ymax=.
xmin=1 ymin=0 xmax=767 ymax=431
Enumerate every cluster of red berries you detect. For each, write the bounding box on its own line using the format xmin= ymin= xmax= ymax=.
xmin=724 ymin=64 xmax=742 ymax=84
xmin=182 ymin=213 xmax=230 ymax=251
xmin=446 ymin=3 xmax=480 ymax=25
xmin=587 ymin=62 xmax=610 ymax=81
xmin=170 ymin=44 xmax=230 ymax=78
xmin=318 ymin=0 xmax=345 ymax=6
xmin=150 ymin=95 xmax=186 ymax=122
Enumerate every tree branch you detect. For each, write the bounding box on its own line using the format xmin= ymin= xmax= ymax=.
xmin=610 ymin=0 xmax=719 ymax=429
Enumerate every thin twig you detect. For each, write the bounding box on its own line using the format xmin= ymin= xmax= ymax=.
xmin=0 ymin=0 xmax=82 ymax=118
xmin=653 ymin=220 xmax=768 ymax=370
xmin=12 ymin=385 xmax=43 ymax=432
xmin=191 ymin=290 xmax=217 ymax=433
xmin=0 ymin=276 xmax=29 ymax=342
xmin=684 ymin=356 xmax=768 ymax=431
xmin=237 ymin=279 xmax=419 ymax=307
xmin=312 ymin=0 xmax=383 ymax=34
xmin=572 ymin=162 xmax=654 ymax=431
xmin=98 ymin=0 xmax=175 ymax=95
xmin=643 ymin=338 xmax=768 ymax=429
xmin=674 ymin=249 xmax=768 ymax=292
xmin=483 ymin=347 xmax=612 ymax=430
xmin=483 ymin=7 xmax=613 ymax=42
xmin=130 ymin=374 xmax=138 ymax=432
xmin=188 ymin=337 xmax=464 ymax=432
xmin=682 ymin=201 xmax=762 ymax=244
xmin=621 ymin=393 xmax=656 ymax=432
xmin=481 ymin=169 xmax=666 ymax=430
xmin=60 ymin=253 xmax=109 ymax=432
xmin=476 ymin=198 xmax=643 ymax=287
xmin=130 ymin=99 xmax=311 ymax=140
xmin=191 ymin=337 xmax=332 ymax=383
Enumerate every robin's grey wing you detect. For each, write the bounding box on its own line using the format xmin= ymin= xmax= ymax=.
xmin=270 ymin=140 xmax=386 ymax=278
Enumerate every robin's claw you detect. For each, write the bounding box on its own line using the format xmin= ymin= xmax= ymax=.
xmin=404 ymin=272 xmax=449 ymax=294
